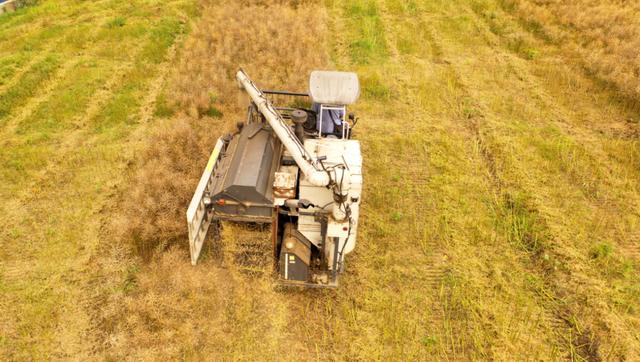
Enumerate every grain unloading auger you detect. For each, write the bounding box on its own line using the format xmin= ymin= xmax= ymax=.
xmin=187 ymin=70 xmax=362 ymax=287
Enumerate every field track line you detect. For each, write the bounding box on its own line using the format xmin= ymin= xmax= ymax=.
xmin=468 ymin=2 xmax=640 ymax=268
xmin=377 ymin=1 xmax=456 ymax=355
xmin=422 ymin=260 xmax=445 ymax=288
xmin=139 ymin=41 xmax=179 ymax=124
xmin=28 ymin=31 xmax=188 ymax=310
xmin=0 ymin=38 xmax=66 ymax=96
xmin=73 ymin=61 xmax=134 ymax=127
xmin=0 ymin=0 xmax=138 ymax=100
xmin=391 ymin=2 xmax=579 ymax=356
xmin=72 ymin=44 xmax=149 ymax=129
xmin=0 ymin=0 xmax=113 ymax=34
xmin=434 ymin=40 xmax=579 ymax=360
xmin=0 ymin=39 xmax=88 ymax=290
xmin=423 ymin=252 xmax=448 ymax=352
xmin=12 ymin=34 xmax=176 ymax=206
xmin=377 ymin=5 xmax=399 ymax=61
xmin=0 ymin=8 xmax=130 ymax=139
xmin=2 ymin=258 xmax=34 ymax=282
xmin=540 ymin=307 xmax=577 ymax=351
xmin=448 ymin=4 xmax=639 ymax=359
xmin=55 ymin=35 xmax=181 ymax=157
xmin=0 ymin=56 xmax=80 ymax=137
xmin=29 ymin=40 xmax=187 ymax=358
xmin=22 ymin=51 xmax=149 ymax=190
xmin=0 ymin=0 xmax=122 ymax=61
xmin=0 ymin=39 xmax=163 ymax=360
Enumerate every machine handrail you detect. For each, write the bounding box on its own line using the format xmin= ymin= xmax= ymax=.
xmin=262 ymin=90 xmax=309 ymax=97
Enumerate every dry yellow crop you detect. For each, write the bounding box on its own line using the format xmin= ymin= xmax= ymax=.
xmin=501 ymin=0 xmax=640 ymax=106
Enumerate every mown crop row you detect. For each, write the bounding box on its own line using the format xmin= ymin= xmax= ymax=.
xmin=500 ymin=0 xmax=640 ymax=106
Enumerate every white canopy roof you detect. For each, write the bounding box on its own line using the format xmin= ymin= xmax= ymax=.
xmin=309 ymin=71 xmax=360 ymax=105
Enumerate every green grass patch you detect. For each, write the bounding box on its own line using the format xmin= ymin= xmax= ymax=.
xmin=390 ymin=211 xmax=403 ymax=222
xmin=204 ymin=106 xmax=223 ymax=118
xmin=16 ymin=60 xmax=109 ymax=136
xmin=589 ymin=242 xmax=613 ymax=260
xmin=385 ymin=0 xmax=418 ymax=15
xmin=142 ymin=18 xmax=184 ymax=64
xmin=92 ymin=76 xmax=142 ymax=134
xmin=342 ymin=0 xmax=388 ymax=65
xmin=361 ymin=72 xmax=391 ymax=100
xmin=16 ymin=24 xmax=65 ymax=52
xmin=153 ymin=92 xmax=174 ymax=118
xmin=0 ymin=52 xmax=29 ymax=86
xmin=0 ymin=142 xmax=52 ymax=188
xmin=107 ymin=16 xmax=126 ymax=28
xmin=93 ymin=16 xmax=184 ymax=134
xmin=496 ymin=191 xmax=549 ymax=256
xmin=0 ymin=54 xmax=60 ymax=123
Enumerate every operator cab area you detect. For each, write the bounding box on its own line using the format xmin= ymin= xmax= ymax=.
xmin=309 ymin=71 xmax=360 ymax=139
xmin=256 ymin=70 xmax=360 ymax=142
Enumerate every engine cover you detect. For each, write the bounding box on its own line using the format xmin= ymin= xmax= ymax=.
xmin=298 ymin=138 xmax=363 ymax=264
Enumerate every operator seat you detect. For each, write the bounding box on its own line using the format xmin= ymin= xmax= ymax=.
xmin=312 ymin=102 xmax=344 ymax=137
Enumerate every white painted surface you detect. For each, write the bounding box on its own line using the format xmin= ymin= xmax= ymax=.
xmin=187 ymin=138 xmax=224 ymax=265
xmin=309 ymin=71 xmax=360 ymax=105
xmin=298 ymin=138 xmax=363 ymax=266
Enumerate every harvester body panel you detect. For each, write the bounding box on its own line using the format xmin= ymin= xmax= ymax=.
xmin=208 ymin=122 xmax=281 ymax=223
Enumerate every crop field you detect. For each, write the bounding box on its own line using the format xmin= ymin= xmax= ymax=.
xmin=1 ymin=0 xmax=639 ymax=360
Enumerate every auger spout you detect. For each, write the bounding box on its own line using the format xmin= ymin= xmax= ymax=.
xmin=235 ymin=70 xmax=331 ymax=187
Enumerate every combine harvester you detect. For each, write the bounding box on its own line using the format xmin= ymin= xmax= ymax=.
xmin=187 ymin=70 xmax=363 ymax=287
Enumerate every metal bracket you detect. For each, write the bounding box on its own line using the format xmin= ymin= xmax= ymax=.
xmin=186 ymin=138 xmax=225 ymax=265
